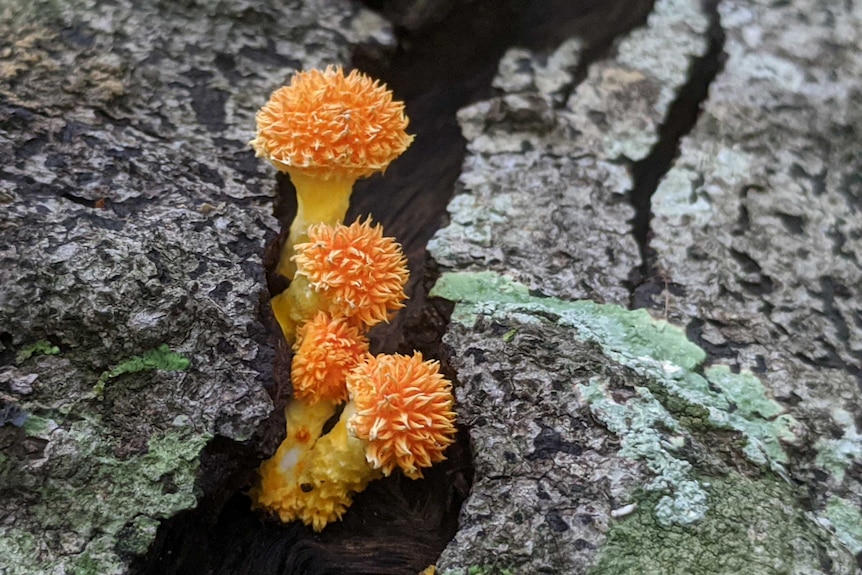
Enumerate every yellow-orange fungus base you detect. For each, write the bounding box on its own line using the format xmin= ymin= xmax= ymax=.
xmin=293 ymin=218 xmax=409 ymax=328
xmin=292 ymin=312 xmax=370 ymax=404
xmin=251 ymin=66 xmax=413 ymax=179
xmin=253 ymin=404 xmax=382 ymax=531
xmin=347 ymin=353 xmax=457 ymax=479
xmin=251 ymin=398 xmax=339 ymax=525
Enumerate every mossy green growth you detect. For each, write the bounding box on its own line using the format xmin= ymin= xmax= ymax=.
xmin=590 ymin=474 xmax=857 ymax=575
xmin=501 ymin=328 xmax=518 ymax=342
xmin=22 ymin=414 xmax=58 ymax=439
xmin=431 ymin=271 xmax=800 ymax=474
xmin=0 ymin=426 xmax=210 ymax=575
xmin=94 ymin=344 xmax=190 ymax=397
xmin=16 ymin=340 xmax=60 ymax=364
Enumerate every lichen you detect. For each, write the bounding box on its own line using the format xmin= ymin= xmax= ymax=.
xmin=94 ymin=344 xmax=191 ymax=397
xmin=589 ymin=474 xmax=857 ymax=575
xmin=824 ymin=496 xmax=862 ymax=555
xmin=0 ymin=427 xmax=210 ymax=575
xmin=430 ymin=271 xmax=805 ymax=525
xmin=579 ymin=378 xmax=707 ymax=526
xmin=431 ymin=271 xmax=800 ymax=473
xmin=21 ymin=413 xmax=57 ymax=438
xmin=814 ymin=408 xmax=862 ymax=484
xmin=439 ymin=566 xmax=515 ymax=575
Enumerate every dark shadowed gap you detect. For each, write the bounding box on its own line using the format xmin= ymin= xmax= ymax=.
xmin=135 ymin=2 xmax=659 ymax=574
xmin=628 ymin=0 xmax=726 ymax=309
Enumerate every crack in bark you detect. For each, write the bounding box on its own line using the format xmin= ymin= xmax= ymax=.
xmin=135 ymin=2 xmax=726 ymax=573
xmin=628 ymin=0 xmax=727 ymax=308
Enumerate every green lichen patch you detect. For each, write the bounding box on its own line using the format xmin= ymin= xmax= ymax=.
xmin=15 ymin=339 xmax=60 ymax=364
xmin=431 ymin=271 xmax=800 ymax=475
xmin=94 ymin=344 xmax=190 ymax=397
xmin=0 ymin=425 xmax=210 ymax=575
xmin=590 ymin=475 xmax=857 ymax=575
xmin=703 ymin=365 xmax=800 ymax=468
xmin=431 ymin=271 xmax=706 ymax=371
xmin=21 ymin=413 xmax=58 ymax=439
xmin=579 ymin=378 xmax=707 ymax=526
xmin=431 ymin=271 xmax=809 ymax=527
xmin=824 ymin=496 xmax=862 ymax=554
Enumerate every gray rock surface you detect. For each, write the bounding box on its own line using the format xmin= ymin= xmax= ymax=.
xmin=428 ymin=0 xmax=862 ymax=573
xmin=648 ymin=0 xmax=862 ymax=563
xmin=0 ymin=0 xmax=392 ymax=573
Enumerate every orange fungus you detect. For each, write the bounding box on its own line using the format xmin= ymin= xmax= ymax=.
xmin=291 ymin=312 xmax=370 ymax=404
xmin=346 ymin=352 xmax=457 ymax=479
xmin=293 ymin=218 xmax=409 ymax=328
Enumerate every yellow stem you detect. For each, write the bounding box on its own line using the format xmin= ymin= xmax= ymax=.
xmin=270 ymin=275 xmax=324 ymax=343
xmin=251 ymin=398 xmax=336 ymax=512
xmin=252 ymin=401 xmax=382 ymax=531
xmin=286 ymin=402 xmax=382 ymax=530
xmin=276 ymin=171 xmax=356 ymax=280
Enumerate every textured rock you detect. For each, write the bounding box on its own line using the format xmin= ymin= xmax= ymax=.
xmin=0 ymin=0 xmax=392 ymax=573
xmin=428 ymin=0 xmax=862 ymax=573
xmin=431 ymin=272 xmax=856 ymax=574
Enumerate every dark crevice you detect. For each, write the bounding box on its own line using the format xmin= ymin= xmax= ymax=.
xmin=629 ymin=0 xmax=726 ymax=308
xmin=558 ymin=1 xmax=657 ymax=109
xmin=140 ymin=2 xmax=673 ymax=574
xmin=685 ymin=317 xmax=749 ymax=370
xmin=0 ymin=332 xmax=15 ymax=367
xmin=811 ymin=276 xmax=862 ymax=387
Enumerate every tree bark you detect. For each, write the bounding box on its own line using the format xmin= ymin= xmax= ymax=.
xmin=428 ymin=0 xmax=862 ymax=573
xmin=1 ymin=0 xmax=860 ymax=574
xmin=0 ymin=0 xmax=390 ymax=572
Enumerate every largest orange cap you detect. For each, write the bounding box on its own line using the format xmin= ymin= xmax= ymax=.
xmin=251 ymin=66 xmax=414 ymax=179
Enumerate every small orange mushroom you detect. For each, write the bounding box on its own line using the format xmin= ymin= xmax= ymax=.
xmin=291 ymin=311 xmax=370 ymax=405
xmin=251 ymin=66 xmax=413 ymax=280
xmin=347 ymin=352 xmax=457 ymax=479
xmin=271 ymin=217 xmax=409 ymax=341
xmin=252 ymin=352 xmax=457 ymax=531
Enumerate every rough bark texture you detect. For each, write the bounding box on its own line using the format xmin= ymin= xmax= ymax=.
xmin=0 ymin=1 xmax=391 ymax=573
xmin=428 ymin=0 xmax=862 ymax=573
xmin=2 ymin=0 xmax=861 ymax=574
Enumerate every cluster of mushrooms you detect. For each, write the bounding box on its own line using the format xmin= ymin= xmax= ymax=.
xmin=248 ymin=66 xmax=458 ymax=531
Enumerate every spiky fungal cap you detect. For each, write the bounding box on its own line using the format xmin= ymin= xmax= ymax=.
xmin=251 ymin=66 xmax=414 ymax=180
xmin=291 ymin=312 xmax=370 ymax=404
xmin=346 ymin=352 xmax=457 ymax=479
xmin=293 ymin=218 xmax=409 ymax=329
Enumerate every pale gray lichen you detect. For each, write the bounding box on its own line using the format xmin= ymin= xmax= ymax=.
xmin=814 ymin=408 xmax=862 ymax=485
xmin=431 ymin=271 xmax=804 ymax=527
xmin=579 ymin=378 xmax=708 ymax=526
xmin=823 ymin=496 xmax=862 ymax=555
